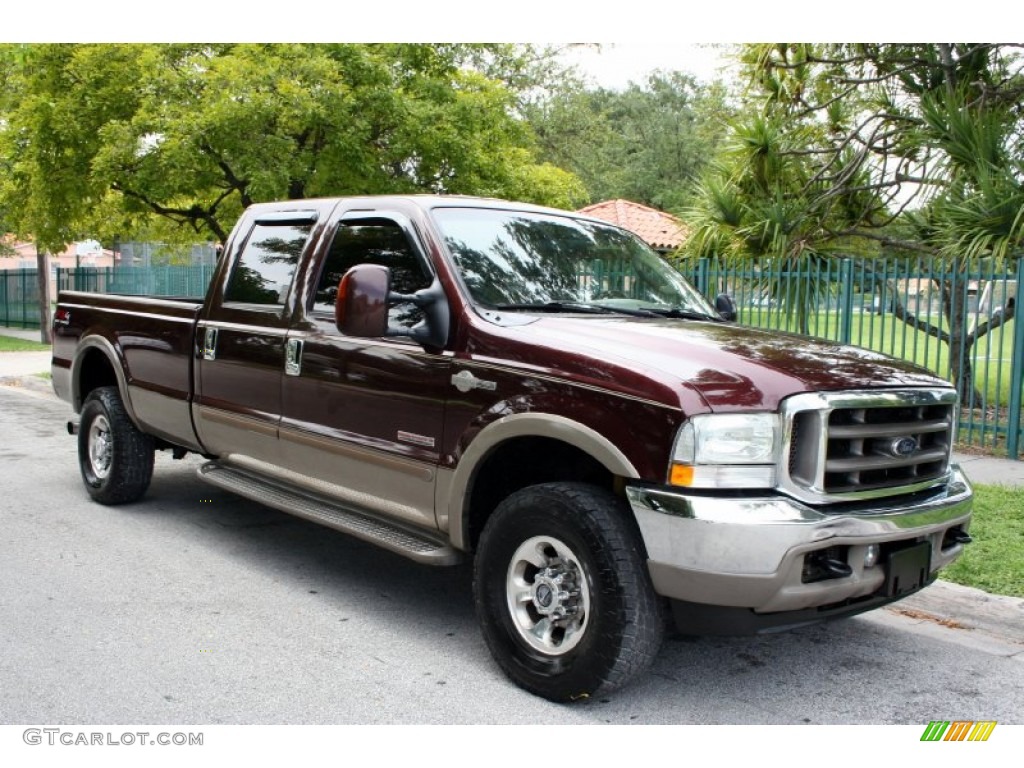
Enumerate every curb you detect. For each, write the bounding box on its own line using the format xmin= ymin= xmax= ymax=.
xmin=886 ymin=580 xmax=1024 ymax=647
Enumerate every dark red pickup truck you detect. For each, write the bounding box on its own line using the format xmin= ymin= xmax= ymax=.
xmin=52 ymin=195 xmax=973 ymax=701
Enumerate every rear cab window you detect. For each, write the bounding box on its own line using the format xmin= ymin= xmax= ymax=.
xmin=224 ymin=221 xmax=314 ymax=309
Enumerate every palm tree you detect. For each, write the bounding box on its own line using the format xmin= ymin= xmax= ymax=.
xmin=681 ymin=44 xmax=1024 ymax=407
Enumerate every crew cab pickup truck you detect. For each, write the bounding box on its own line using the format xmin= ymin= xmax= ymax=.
xmin=52 ymin=195 xmax=973 ymax=701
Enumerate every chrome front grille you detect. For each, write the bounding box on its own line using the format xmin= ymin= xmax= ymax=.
xmin=781 ymin=390 xmax=957 ymax=504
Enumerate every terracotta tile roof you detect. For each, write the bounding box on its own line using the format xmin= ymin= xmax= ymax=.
xmin=577 ymin=199 xmax=689 ymax=251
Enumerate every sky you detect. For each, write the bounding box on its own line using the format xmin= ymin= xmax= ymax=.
xmin=4 ymin=3 xmax=1002 ymax=92
xmin=560 ymin=43 xmax=738 ymax=90
xmin=8 ymin=1 xmax=997 ymax=47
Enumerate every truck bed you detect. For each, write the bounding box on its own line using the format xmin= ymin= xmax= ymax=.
xmin=52 ymin=291 xmax=205 ymax=451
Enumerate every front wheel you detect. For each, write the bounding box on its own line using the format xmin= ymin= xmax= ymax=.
xmin=473 ymin=482 xmax=663 ymax=701
xmin=78 ymin=386 xmax=154 ymax=505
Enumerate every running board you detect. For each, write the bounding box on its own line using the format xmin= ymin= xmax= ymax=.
xmin=197 ymin=461 xmax=462 ymax=566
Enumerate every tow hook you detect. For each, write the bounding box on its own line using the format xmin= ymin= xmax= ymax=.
xmin=943 ymin=527 xmax=973 ymax=547
xmin=67 ymin=420 xmax=79 ymax=435
xmin=815 ymin=556 xmax=853 ymax=579
xmin=802 ymin=549 xmax=853 ymax=583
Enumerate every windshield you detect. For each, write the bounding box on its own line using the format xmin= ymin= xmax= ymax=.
xmin=431 ymin=207 xmax=716 ymax=317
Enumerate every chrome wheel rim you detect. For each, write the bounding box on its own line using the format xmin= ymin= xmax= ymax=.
xmin=88 ymin=414 xmax=113 ymax=480
xmin=506 ymin=535 xmax=590 ymax=656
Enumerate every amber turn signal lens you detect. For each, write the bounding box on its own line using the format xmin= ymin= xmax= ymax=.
xmin=669 ymin=464 xmax=694 ymax=487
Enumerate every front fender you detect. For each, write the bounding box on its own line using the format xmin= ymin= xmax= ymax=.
xmin=438 ymin=412 xmax=640 ymax=550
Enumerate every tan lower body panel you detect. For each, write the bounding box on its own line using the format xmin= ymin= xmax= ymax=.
xmin=198 ymin=460 xmax=459 ymax=565
xmin=269 ymin=424 xmax=438 ymax=531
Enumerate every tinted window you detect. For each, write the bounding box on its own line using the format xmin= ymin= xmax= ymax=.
xmin=313 ymin=219 xmax=431 ymax=329
xmin=225 ymin=222 xmax=311 ymax=306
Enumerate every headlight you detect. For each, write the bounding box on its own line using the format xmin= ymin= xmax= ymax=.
xmin=670 ymin=413 xmax=780 ymax=489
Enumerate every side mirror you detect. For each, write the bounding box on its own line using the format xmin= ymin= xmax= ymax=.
xmin=714 ymin=293 xmax=737 ymax=322
xmin=335 ymin=263 xmax=450 ymax=350
xmin=335 ymin=264 xmax=390 ymax=338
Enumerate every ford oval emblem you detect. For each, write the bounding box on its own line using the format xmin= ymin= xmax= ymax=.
xmin=889 ymin=437 xmax=919 ymax=457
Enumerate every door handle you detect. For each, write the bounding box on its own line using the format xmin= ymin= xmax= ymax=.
xmin=285 ymin=338 xmax=304 ymax=376
xmin=202 ymin=327 xmax=218 ymax=361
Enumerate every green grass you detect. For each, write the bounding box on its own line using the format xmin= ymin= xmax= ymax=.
xmin=0 ymin=334 xmax=50 ymax=352
xmin=941 ymin=484 xmax=1024 ymax=597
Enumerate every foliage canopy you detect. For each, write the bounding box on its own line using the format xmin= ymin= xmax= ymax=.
xmin=684 ymin=43 xmax=1024 ymax=265
xmin=0 ymin=43 xmax=586 ymax=251
xmin=527 ymin=70 xmax=733 ymax=212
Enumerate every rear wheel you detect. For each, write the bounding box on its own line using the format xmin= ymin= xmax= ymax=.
xmin=78 ymin=386 xmax=154 ymax=505
xmin=473 ymin=482 xmax=663 ymax=701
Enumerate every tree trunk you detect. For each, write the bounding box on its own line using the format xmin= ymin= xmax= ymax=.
xmin=35 ymin=251 xmax=52 ymax=345
xmin=864 ymin=261 xmax=987 ymax=408
xmin=939 ymin=273 xmax=984 ymax=409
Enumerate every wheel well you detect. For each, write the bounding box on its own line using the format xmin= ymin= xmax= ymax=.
xmin=77 ymin=348 xmax=119 ymax=406
xmin=465 ymin=436 xmax=616 ymax=551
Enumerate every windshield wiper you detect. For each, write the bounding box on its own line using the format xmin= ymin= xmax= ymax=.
xmin=494 ymin=301 xmax=658 ymax=317
xmin=644 ymin=306 xmax=722 ymax=322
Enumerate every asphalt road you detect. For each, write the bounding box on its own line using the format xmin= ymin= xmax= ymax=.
xmin=1 ymin=384 xmax=1022 ymax=725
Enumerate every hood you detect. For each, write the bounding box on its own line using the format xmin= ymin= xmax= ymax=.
xmin=503 ymin=315 xmax=950 ymax=412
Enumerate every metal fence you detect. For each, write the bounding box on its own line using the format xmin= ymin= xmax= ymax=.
xmin=54 ymin=264 xmax=216 ymax=299
xmin=1 ymin=264 xmax=216 ymax=331
xmin=0 ymin=269 xmax=42 ymax=329
xmin=117 ymin=241 xmax=218 ymax=268
xmin=3 ymin=257 xmax=1022 ymax=458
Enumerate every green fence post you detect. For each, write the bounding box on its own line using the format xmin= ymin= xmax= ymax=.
xmin=696 ymin=257 xmax=710 ymax=298
xmin=839 ymin=258 xmax=854 ymax=346
xmin=1006 ymin=258 xmax=1024 ymax=459
xmin=21 ymin=269 xmax=28 ymax=328
xmin=30 ymin=267 xmax=35 ymax=328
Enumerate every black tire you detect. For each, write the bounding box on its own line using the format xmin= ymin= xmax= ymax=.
xmin=78 ymin=386 xmax=154 ymax=505
xmin=473 ymin=482 xmax=663 ymax=702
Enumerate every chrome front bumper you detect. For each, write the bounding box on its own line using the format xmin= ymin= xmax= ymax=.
xmin=627 ymin=466 xmax=973 ymax=615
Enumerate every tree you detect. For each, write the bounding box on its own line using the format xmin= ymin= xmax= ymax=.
xmin=0 ymin=185 xmax=13 ymax=257
xmin=0 ymin=44 xmax=51 ymax=341
xmin=0 ymin=43 xmax=585 ymax=253
xmin=0 ymin=226 xmax=13 ymax=258
xmin=0 ymin=49 xmax=16 ymax=259
xmin=683 ymin=43 xmax=1024 ymax=404
xmin=527 ymin=70 xmax=733 ymax=211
